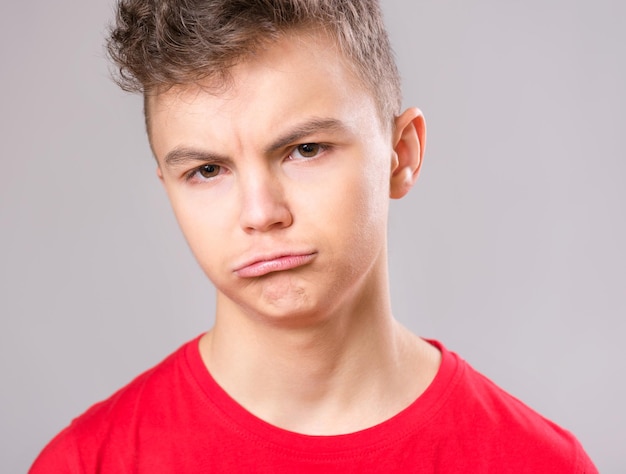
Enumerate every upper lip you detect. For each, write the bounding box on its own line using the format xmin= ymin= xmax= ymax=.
xmin=232 ymin=250 xmax=317 ymax=272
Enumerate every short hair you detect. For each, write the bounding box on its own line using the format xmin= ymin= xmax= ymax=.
xmin=106 ymin=0 xmax=402 ymax=125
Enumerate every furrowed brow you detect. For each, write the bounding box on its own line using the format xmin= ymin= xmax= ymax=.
xmin=162 ymin=118 xmax=348 ymax=168
xmin=265 ymin=118 xmax=349 ymax=154
xmin=162 ymin=146 xmax=228 ymax=169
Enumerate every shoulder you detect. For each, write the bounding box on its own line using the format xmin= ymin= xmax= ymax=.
xmin=425 ymin=341 xmax=597 ymax=472
xmin=29 ymin=337 xmax=200 ymax=473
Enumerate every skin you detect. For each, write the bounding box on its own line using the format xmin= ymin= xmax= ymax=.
xmin=149 ymin=31 xmax=440 ymax=435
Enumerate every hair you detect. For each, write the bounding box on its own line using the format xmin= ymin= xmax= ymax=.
xmin=107 ymin=0 xmax=402 ymax=124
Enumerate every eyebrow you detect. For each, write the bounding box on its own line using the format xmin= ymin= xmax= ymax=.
xmin=263 ymin=117 xmax=349 ymax=154
xmin=162 ymin=117 xmax=349 ymax=168
xmin=163 ymin=148 xmax=228 ymax=169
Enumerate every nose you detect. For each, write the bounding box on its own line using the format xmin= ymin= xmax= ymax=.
xmin=238 ymin=169 xmax=293 ymax=233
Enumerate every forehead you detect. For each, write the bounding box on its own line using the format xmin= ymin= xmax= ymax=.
xmin=146 ymin=31 xmax=385 ymax=157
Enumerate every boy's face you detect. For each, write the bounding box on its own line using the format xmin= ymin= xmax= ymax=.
xmin=148 ymin=32 xmax=410 ymax=323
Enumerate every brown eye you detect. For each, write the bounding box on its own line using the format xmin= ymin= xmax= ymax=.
xmin=198 ymin=164 xmax=220 ymax=179
xmin=293 ymin=143 xmax=322 ymax=159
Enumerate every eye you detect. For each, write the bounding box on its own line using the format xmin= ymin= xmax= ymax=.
xmin=190 ymin=164 xmax=221 ymax=181
xmin=290 ymin=143 xmax=324 ymax=160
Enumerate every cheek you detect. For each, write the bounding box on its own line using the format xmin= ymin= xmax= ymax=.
xmin=347 ymin=159 xmax=390 ymax=227
xmin=168 ymin=192 xmax=231 ymax=271
xmin=308 ymin=161 xmax=389 ymax=246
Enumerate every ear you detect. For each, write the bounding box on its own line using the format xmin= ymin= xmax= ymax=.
xmin=389 ymin=107 xmax=426 ymax=199
xmin=156 ymin=165 xmax=164 ymax=182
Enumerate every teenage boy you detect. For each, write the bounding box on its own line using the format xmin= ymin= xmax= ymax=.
xmin=31 ymin=1 xmax=597 ymax=472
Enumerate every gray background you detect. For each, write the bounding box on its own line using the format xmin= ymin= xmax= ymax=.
xmin=1 ymin=0 xmax=623 ymax=472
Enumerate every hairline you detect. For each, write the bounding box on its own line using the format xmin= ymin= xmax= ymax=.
xmin=142 ymin=28 xmax=397 ymax=144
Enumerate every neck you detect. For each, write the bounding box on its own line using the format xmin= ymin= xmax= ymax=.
xmin=199 ymin=266 xmax=440 ymax=435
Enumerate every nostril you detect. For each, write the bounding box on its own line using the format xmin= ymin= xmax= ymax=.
xmin=239 ymin=185 xmax=293 ymax=233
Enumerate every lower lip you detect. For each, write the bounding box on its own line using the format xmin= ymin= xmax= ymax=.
xmin=235 ymin=253 xmax=316 ymax=278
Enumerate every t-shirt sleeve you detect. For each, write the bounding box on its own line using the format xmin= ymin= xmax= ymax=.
xmin=575 ymin=439 xmax=600 ymax=474
xmin=29 ymin=427 xmax=81 ymax=474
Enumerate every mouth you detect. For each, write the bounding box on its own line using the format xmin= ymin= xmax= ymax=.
xmin=233 ymin=252 xmax=317 ymax=278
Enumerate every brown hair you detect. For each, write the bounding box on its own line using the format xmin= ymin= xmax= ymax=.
xmin=107 ymin=0 xmax=402 ymax=124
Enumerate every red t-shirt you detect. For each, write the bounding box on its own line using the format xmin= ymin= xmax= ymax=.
xmin=31 ymin=336 xmax=597 ymax=473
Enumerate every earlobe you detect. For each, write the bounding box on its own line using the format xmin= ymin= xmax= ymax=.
xmin=390 ymin=107 xmax=426 ymax=199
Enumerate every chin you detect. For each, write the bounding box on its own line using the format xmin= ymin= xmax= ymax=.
xmin=247 ymin=284 xmax=336 ymax=328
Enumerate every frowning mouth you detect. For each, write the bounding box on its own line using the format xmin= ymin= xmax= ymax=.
xmin=233 ymin=252 xmax=317 ymax=278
